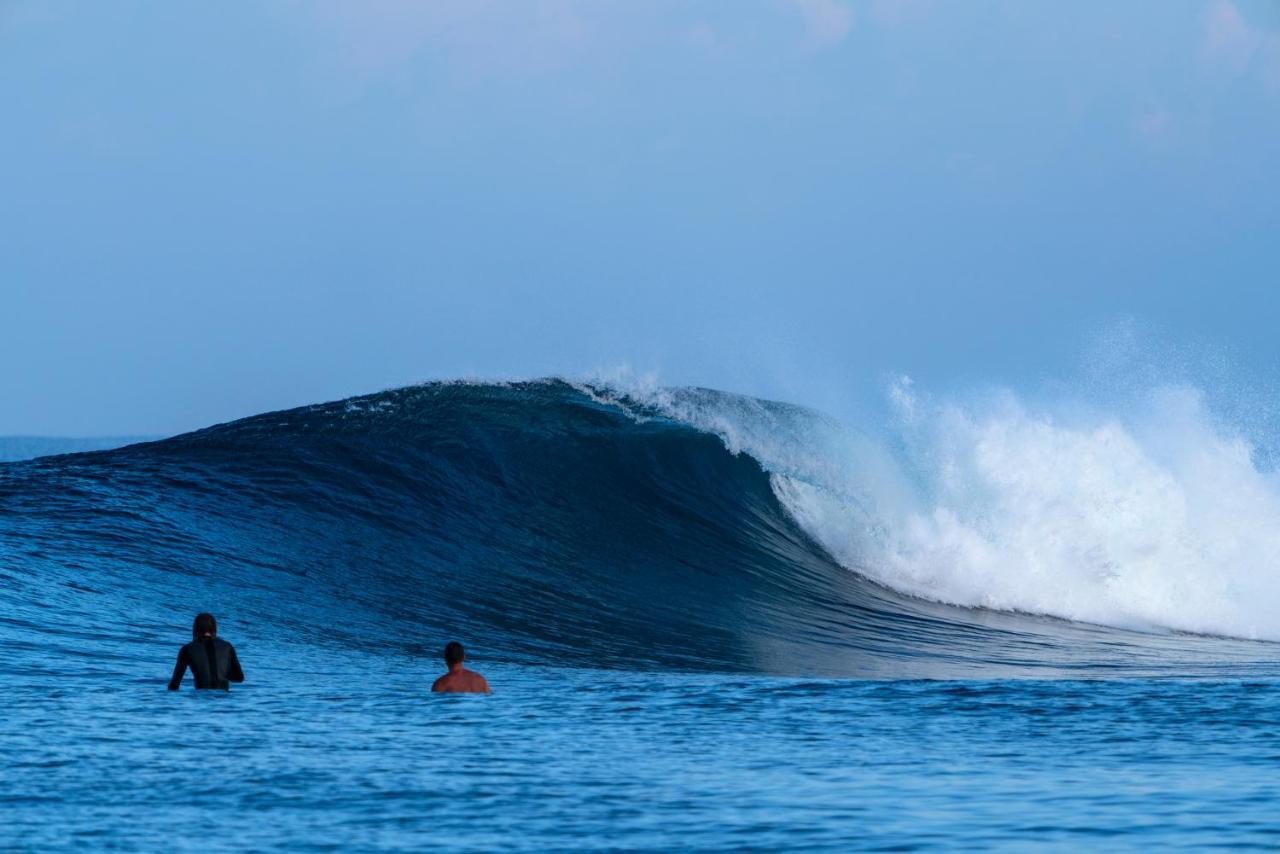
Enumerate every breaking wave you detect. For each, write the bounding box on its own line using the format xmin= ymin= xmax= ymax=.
xmin=1 ymin=379 xmax=1276 ymax=677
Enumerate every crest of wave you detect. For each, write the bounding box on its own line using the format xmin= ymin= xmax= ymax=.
xmin=587 ymin=371 xmax=1280 ymax=640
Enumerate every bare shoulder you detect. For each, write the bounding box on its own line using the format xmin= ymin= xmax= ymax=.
xmin=432 ymin=669 xmax=491 ymax=694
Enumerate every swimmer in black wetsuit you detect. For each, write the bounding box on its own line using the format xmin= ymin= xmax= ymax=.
xmin=167 ymin=612 xmax=244 ymax=690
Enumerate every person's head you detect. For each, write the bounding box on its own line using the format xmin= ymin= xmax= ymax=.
xmin=193 ymin=613 xmax=217 ymax=640
xmin=444 ymin=641 xmax=465 ymax=668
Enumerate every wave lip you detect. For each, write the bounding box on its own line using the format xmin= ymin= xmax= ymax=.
xmin=1 ymin=379 xmax=1276 ymax=677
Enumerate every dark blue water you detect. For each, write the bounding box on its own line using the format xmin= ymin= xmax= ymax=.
xmin=3 ymin=381 xmax=1278 ymax=849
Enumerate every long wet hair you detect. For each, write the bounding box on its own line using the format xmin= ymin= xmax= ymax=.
xmin=193 ymin=613 xmax=217 ymax=640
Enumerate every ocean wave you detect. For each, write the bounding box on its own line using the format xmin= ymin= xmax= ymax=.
xmin=0 ymin=379 xmax=1274 ymax=677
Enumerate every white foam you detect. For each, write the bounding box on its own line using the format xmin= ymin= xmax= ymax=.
xmin=588 ymin=374 xmax=1280 ymax=641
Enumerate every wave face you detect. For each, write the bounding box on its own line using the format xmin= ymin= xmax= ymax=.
xmin=1 ymin=380 xmax=1275 ymax=677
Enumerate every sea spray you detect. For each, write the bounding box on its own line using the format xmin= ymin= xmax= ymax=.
xmin=595 ymin=375 xmax=1280 ymax=641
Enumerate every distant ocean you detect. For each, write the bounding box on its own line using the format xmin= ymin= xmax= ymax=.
xmin=0 ymin=435 xmax=157 ymax=462
xmin=2 ymin=380 xmax=1277 ymax=849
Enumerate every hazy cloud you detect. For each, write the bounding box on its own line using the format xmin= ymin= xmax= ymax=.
xmin=1134 ymin=106 xmax=1173 ymax=139
xmin=788 ymin=0 xmax=855 ymax=47
xmin=867 ymin=0 xmax=934 ymax=29
xmin=1131 ymin=105 xmax=1176 ymax=150
xmin=304 ymin=0 xmax=591 ymax=84
xmin=1203 ymin=0 xmax=1280 ymax=89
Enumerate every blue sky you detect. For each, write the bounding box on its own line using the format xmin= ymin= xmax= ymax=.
xmin=2 ymin=0 xmax=1278 ymax=435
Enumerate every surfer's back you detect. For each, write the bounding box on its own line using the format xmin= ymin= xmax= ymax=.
xmin=431 ymin=641 xmax=490 ymax=694
xmin=431 ymin=668 xmax=490 ymax=694
xmin=167 ymin=612 xmax=245 ymax=690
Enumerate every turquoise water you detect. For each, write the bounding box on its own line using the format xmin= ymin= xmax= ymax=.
xmin=5 ymin=643 xmax=1279 ymax=850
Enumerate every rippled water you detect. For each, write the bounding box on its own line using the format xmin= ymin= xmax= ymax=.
xmin=5 ymin=637 xmax=1279 ymax=851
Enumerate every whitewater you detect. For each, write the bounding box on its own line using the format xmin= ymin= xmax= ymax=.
xmin=591 ymin=376 xmax=1280 ymax=643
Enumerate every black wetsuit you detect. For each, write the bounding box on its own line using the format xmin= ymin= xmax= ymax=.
xmin=168 ymin=636 xmax=244 ymax=690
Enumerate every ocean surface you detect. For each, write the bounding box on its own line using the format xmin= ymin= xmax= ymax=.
xmin=3 ymin=380 xmax=1279 ymax=849
xmin=0 ymin=435 xmax=157 ymax=463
